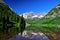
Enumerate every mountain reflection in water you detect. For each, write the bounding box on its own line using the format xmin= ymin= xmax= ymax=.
xmin=9 ymin=34 xmax=49 ymax=40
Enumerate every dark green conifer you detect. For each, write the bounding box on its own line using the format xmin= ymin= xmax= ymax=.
xmin=20 ymin=15 xmax=26 ymax=35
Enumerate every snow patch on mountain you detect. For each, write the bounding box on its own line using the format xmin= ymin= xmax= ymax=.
xmin=20 ymin=12 xmax=46 ymax=19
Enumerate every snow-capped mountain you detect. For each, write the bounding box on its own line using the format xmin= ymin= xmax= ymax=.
xmin=23 ymin=12 xmax=34 ymax=19
xmin=22 ymin=12 xmax=46 ymax=19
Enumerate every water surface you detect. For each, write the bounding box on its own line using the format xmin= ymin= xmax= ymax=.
xmin=9 ymin=34 xmax=49 ymax=40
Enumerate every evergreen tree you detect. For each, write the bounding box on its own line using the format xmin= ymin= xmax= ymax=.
xmin=20 ymin=15 xmax=26 ymax=35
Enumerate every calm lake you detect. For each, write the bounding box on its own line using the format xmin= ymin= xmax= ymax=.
xmin=9 ymin=34 xmax=49 ymax=40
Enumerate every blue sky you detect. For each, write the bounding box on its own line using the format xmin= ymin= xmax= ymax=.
xmin=3 ymin=0 xmax=60 ymax=15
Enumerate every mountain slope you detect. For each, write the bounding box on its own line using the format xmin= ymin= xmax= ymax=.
xmin=0 ymin=2 xmax=22 ymax=33
xmin=0 ymin=3 xmax=21 ymax=23
xmin=41 ymin=4 xmax=60 ymax=24
xmin=45 ymin=4 xmax=60 ymax=18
